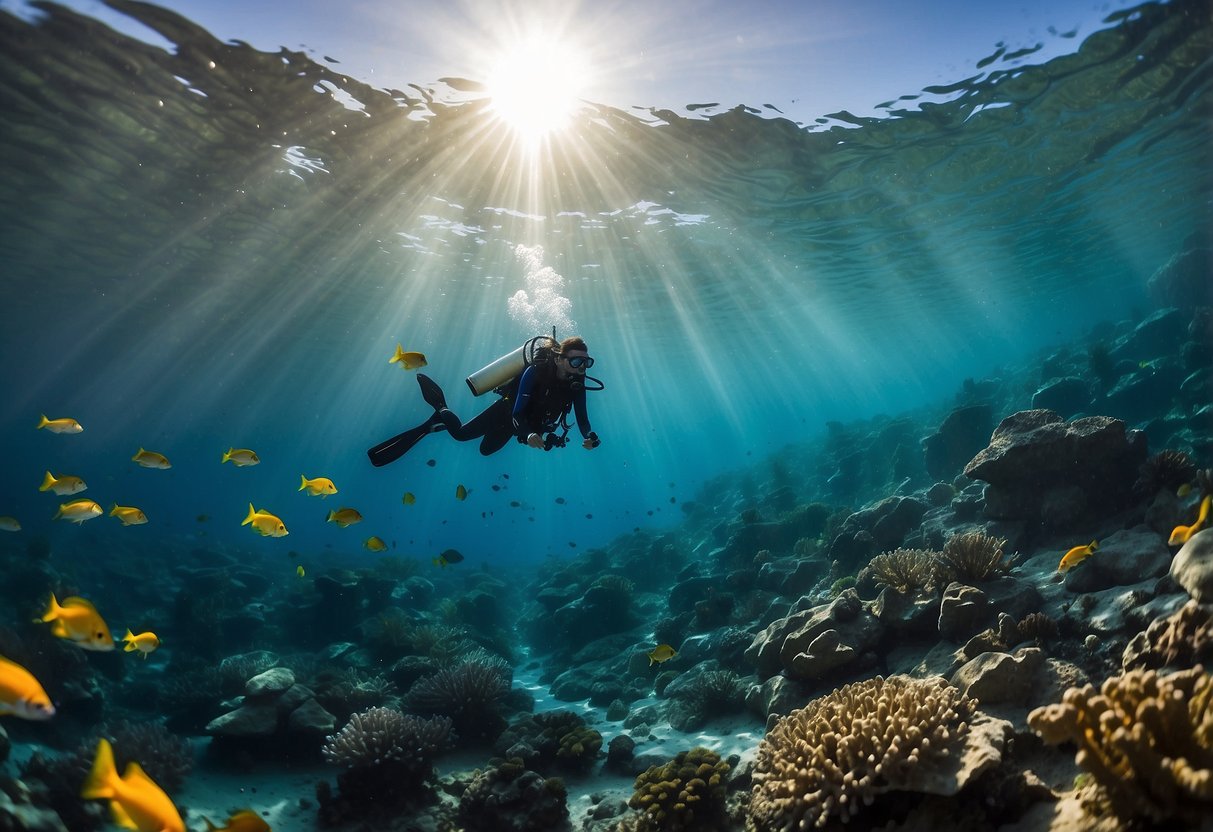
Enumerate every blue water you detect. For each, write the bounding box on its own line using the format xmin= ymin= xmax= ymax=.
xmin=0 ymin=0 xmax=1208 ymax=572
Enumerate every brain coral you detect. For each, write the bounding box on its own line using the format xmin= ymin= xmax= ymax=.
xmin=1028 ymin=665 xmax=1213 ymax=825
xmin=749 ymin=675 xmax=979 ymax=831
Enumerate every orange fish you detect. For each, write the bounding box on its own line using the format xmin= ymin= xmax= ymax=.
xmin=1058 ymin=540 xmax=1098 ymax=573
xmin=1170 ymin=494 xmax=1211 ymax=546
xmin=38 ymin=593 xmax=115 ymax=651
xmin=81 ymin=738 xmax=185 ymax=832
xmin=0 ymin=655 xmax=55 ymax=720
xmin=204 ymin=809 xmax=271 ymax=832
xmin=37 ymin=414 xmax=83 ymax=434
xmin=326 ymin=507 xmax=363 ymax=528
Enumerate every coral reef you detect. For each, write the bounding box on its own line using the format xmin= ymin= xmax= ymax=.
xmin=457 ymin=757 xmax=571 ymax=832
xmin=404 ymin=655 xmax=512 ymax=743
xmin=667 ymin=670 xmax=746 ymax=731
xmin=494 ymin=711 xmax=602 ymax=775
xmin=865 ymin=548 xmax=939 ymax=593
xmin=749 ymin=675 xmax=998 ymax=831
xmin=627 ymin=747 xmax=731 ymax=831
xmin=1123 ymin=600 xmax=1213 ymax=672
xmin=937 ymin=532 xmax=1016 ymax=584
xmin=1028 ymin=666 xmax=1213 ymax=826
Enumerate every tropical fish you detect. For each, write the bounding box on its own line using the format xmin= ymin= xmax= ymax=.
xmin=455 ymin=484 xmax=468 ymax=501
xmin=1058 ymin=540 xmax=1099 ymax=573
xmin=0 ymin=517 xmax=20 ymax=532
xmin=1178 ymin=483 xmax=1194 ymax=498
xmin=432 ymin=548 xmax=464 ymax=568
xmin=554 ymin=496 xmax=565 ymax=504
xmin=296 ymin=565 xmax=305 ymax=577
xmin=299 ymin=475 xmax=337 ymax=497
xmin=402 ymin=492 xmax=416 ymax=505
xmin=241 ymin=504 xmax=288 ymax=537
xmin=0 ymin=655 xmax=55 ymax=720
xmin=131 ymin=448 xmax=171 ymax=469
xmin=39 ymin=471 xmax=87 ymax=496
xmin=109 ymin=504 xmax=148 ymax=526
xmin=222 ymin=448 xmax=260 ymax=466
xmin=54 ymin=499 xmax=103 ymax=524
xmin=389 ymin=344 xmax=427 ymax=370
xmin=326 ymin=507 xmax=363 ymax=527
xmin=647 ymin=644 xmax=677 ymax=666
xmin=364 ymin=536 xmax=388 ymax=552
xmin=37 ymin=414 xmax=83 ymax=434
xmin=81 ymin=738 xmax=185 ymax=832
xmin=1170 ymin=494 xmax=1212 ymax=546
xmin=204 ymin=809 xmax=272 ymax=832
xmin=38 ymin=593 xmax=114 ymax=651
xmin=122 ymin=630 xmax=160 ymax=659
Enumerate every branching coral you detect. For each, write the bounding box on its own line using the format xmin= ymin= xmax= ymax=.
xmin=322 ymin=706 xmax=453 ymax=770
xmin=1123 ymin=601 xmax=1213 ymax=672
xmin=937 ymin=532 xmax=1017 ymax=584
xmin=1028 ymin=666 xmax=1213 ymax=825
xmin=1015 ymin=612 xmax=1059 ymax=644
xmin=749 ymin=675 xmax=977 ymax=831
xmin=404 ymin=655 xmax=512 ymax=741
xmin=628 ymin=747 xmax=731 ymax=831
xmin=866 ymin=548 xmax=939 ymax=593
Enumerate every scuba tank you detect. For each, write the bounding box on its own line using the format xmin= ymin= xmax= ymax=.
xmin=465 ymin=334 xmax=558 ymax=396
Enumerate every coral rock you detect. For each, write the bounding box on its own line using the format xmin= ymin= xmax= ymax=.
xmin=1172 ymin=528 xmax=1213 ymax=603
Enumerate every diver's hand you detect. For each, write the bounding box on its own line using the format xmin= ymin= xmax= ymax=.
xmin=583 ymin=432 xmax=600 ymax=450
xmin=527 ymin=433 xmax=545 ymax=449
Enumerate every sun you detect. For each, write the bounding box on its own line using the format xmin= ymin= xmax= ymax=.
xmin=486 ymin=37 xmax=589 ymax=145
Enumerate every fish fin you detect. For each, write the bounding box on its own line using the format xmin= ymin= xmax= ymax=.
xmin=131 ymin=448 xmax=143 ymax=461
xmin=242 ymin=503 xmax=257 ymax=526
xmin=300 ymin=475 xmax=308 ymax=491
xmin=39 ymin=471 xmax=55 ymax=492
xmin=81 ymin=738 xmax=116 ymax=799
xmin=222 ymin=448 xmax=233 ymax=463
xmin=109 ymin=801 xmax=139 ymax=830
xmin=37 ymin=414 xmax=48 ymax=429
xmin=61 ymin=596 xmax=97 ymax=611
xmin=39 ymin=593 xmax=61 ymax=623
xmin=1089 ymin=540 xmax=1098 ymax=550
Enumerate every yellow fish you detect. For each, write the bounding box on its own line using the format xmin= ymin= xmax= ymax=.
xmin=122 ymin=630 xmax=160 ymax=659
xmin=647 ymin=644 xmax=677 ymax=666
xmin=0 ymin=517 xmax=20 ymax=532
xmin=0 ymin=655 xmax=55 ymax=720
xmin=204 ymin=809 xmax=272 ymax=832
xmin=402 ymin=492 xmax=416 ymax=505
xmin=37 ymin=414 xmax=83 ymax=434
xmin=241 ymin=504 xmax=289 ymax=537
xmin=299 ymin=475 xmax=338 ymax=497
xmin=222 ymin=447 xmax=260 ymax=466
xmin=110 ymin=504 xmax=148 ymax=526
xmin=1058 ymin=540 xmax=1099 ymax=573
xmin=39 ymin=593 xmax=114 ymax=651
xmin=296 ymin=565 xmax=305 ymax=577
xmin=455 ymin=484 xmax=468 ymax=501
xmin=81 ymin=738 xmax=185 ymax=832
xmin=1170 ymin=494 xmax=1212 ymax=546
xmin=326 ymin=507 xmax=363 ymax=527
xmin=54 ymin=499 xmax=103 ymax=524
xmin=39 ymin=471 xmax=87 ymax=496
xmin=364 ymin=536 xmax=388 ymax=552
xmin=131 ymin=448 xmax=171 ymax=469
xmin=432 ymin=548 xmax=464 ymax=568
xmin=389 ymin=344 xmax=427 ymax=370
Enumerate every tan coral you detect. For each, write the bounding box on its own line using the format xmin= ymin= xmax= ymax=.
xmin=1028 ymin=666 xmax=1213 ymax=825
xmin=748 ymin=675 xmax=991 ymax=831
xmin=866 ymin=548 xmax=939 ymax=593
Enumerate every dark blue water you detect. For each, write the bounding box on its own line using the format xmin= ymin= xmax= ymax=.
xmin=0 ymin=0 xmax=1208 ymax=570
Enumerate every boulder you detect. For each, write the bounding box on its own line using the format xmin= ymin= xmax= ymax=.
xmin=951 ymin=647 xmax=1045 ymax=706
xmin=1062 ymin=526 xmax=1173 ymax=593
xmin=1030 ymin=377 xmax=1091 ymax=417
xmin=1171 ymin=528 xmax=1213 ymax=602
xmin=938 ymin=583 xmax=988 ymax=641
xmin=922 ymin=404 xmax=994 ymax=481
xmin=1147 ymin=249 xmax=1213 ymax=309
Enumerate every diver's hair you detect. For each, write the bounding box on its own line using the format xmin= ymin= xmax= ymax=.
xmin=558 ymin=336 xmax=587 ymax=354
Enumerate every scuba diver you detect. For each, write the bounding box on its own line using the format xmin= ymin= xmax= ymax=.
xmin=367 ymin=335 xmax=602 ymax=466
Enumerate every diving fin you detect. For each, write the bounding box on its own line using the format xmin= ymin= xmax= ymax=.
xmin=417 ymin=373 xmax=448 ymax=411
xmin=367 ymin=416 xmax=444 ymax=467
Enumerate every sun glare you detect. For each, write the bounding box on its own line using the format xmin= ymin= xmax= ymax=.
xmin=487 ymin=37 xmax=588 ymax=144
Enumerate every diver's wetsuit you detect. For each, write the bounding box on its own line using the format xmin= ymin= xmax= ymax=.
xmin=438 ymin=364 xmax=592 ymax=456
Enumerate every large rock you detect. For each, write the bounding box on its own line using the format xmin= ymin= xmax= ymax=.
xmin=938 ymin=583 xmax=988 ymax=642
xmin=1171 ymin=528 xmax=1213 ymax=602
xmin=963 ymin=410 xmax=1146 ymax=534
xmin=950 ymin=647 xmax=1045 ymax=706
xmin=1147 ymin=249 xmax=1213 ymax=309
xmin=744 ymin=590 xmax=881 ymax=681
xmin=922 ymin=404 xmax=994 ymax=482
xmin=1030 ymin=377 xmax=1091 ymax=418
xmin=827 ymin=496 xmax=929 ymax=571
xmin=1062 ymin=526 xmax=1173 ymax=593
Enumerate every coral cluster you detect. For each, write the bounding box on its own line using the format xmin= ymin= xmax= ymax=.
xmin=1134 ymin=449 xmax=1197 ymax=496
xmin=457 ymin=757 xmax=570 ymax=832
xmin=1122 ymin=600 xmax=1213 ymax=672
xmin=866 ymin=548 xmax=938 ymax=593
xmin=669 ymin=670 xmax=746 ymax=727
xmin=749 ymin=675 xmax=976 ymax=830
xmin=322 ymin=706 xmax=453 ymax=771
xmin=1028 ymin=666 xmax=1213 ymax=825
xmin=628 ymin=746 xmax=730 ymax=831
xmin=937 ymin=532 xmax=1016 ymax=583
xmin=405 ymin=654 xmax=512 ymax=742
xmin=494 ymin=711 xmax=602 ymax=775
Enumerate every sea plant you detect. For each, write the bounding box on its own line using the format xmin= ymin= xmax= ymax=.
xmin=865 ymin=548 xmax=938 ymax=593
xmin=938 ymin=531 xmax=1017 ymax=583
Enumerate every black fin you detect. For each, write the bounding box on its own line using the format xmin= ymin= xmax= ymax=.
xmin=417 ymin=373 xmax=448 ymax=411
xmin=367 ymin=416 xmax=441 ymax=467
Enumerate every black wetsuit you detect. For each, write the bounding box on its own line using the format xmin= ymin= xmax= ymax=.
xmin=439 ymin=364 xmax=593 ymax=456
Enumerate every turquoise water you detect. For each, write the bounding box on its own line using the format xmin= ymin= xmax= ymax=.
xmin=0 ymin=0 xmax=1209 ymax=569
